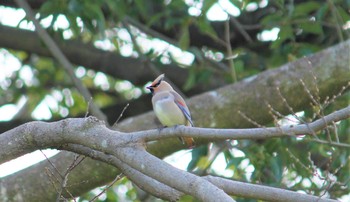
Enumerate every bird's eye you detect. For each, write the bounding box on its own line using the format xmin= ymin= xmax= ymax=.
xmin=154 ymin=79 xmax=162 ymax=87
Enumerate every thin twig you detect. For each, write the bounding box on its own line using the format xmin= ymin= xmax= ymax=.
xmin=224 ymin=19 xmax=237 ymax=82
xmin=14 ymin=0 xmax=107 ymax=123
xmin=112 ymin=103 xmax=130 ymax=128
xmin=305 ymin=138 xmax=350 ymax=148
xmin=56 ymin=155 xmax=83 ymax=202
xmin=299 ymin=77 xmax=331 ymax=142
xmin=40 ymin=150 xmax=64 ymax=178
xmin=89 ymin=173 xmax=124 ymax=202
xmin=217 ymin=2 xmax=253 ymax=44
xmin=327 ymin=0 xmax=345 ymax=41
xmin=121 ymin=21 xmax=188 ymax=99
xmin=45 ymin=168 xmax=62 ymax=197
xmin=85 ymin=97 xmax=92 ymax=118
xmin=238 ymin=110 xmax=265 ymax=128
xmin=275 ymin=86 xmax=319 ymax=140
xmin=323 ymin=82 xmax=350 ymax=109
xmin=124 ymin=16 xmax=231 ymax=74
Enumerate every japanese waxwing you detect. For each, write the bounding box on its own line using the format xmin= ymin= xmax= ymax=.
xmin=147 ymin=74 xmax=195 ymax=148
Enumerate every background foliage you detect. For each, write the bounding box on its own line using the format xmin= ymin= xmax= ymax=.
xmin=0 ymin=0 xmax=349 ymax=201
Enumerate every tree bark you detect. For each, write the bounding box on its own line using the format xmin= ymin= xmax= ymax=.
xmin=0 ymin=40 xmax=349 ymax=201
xmin=1 ymin=111 xmax=346 ymax=201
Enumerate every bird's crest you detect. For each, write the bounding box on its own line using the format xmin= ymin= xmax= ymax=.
xmin=150 ymin=74 xmax=165 ymax=87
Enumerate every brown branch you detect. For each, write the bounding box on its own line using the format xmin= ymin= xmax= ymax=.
xmin=14 ymin=0 xmax=107 ymax=122
xmin=0 ymin=39 xmax=349 ymax=201
xmin=0 ymin=24 xmax=221 ymax=94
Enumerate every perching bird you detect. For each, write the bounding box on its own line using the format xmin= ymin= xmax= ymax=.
xmin=147 ymin=74 xmax=195 ymax=148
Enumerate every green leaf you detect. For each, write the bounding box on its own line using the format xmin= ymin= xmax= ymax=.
xmin=187 ymin=145 xmax=208 ymax=171
xmin=183 ymin=67 xmax=196 ymax=91
xmin=261 ymin=11 xmax=284 ymax=27
xmin=299 ymin=21 xmax=323 ymax=35
xmin=229 ymin=0 xmax=244 ymax=9
xmin=271 ymin=25 xmax=294 ymax=49
xmin=134 ymin=0 xmax=149 ymax=19
xmin=226 ymin=157 xmax=245 ymax=169
xmin=197 ymin=18 xmax=218 ymax=39
xmin=202 ymin=0 xmax=217 ymax=13
xmin=336 ymin=6 xmax=350 ymax=22
xmin=293 ymin=1 xmax=321 ymax=17
xmin=179 ymin=24 xmax=190 ymax=50
xmin=270 ymin=155 xmax=283 ymax=182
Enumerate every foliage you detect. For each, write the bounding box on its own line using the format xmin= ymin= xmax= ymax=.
xmin=0 ymin=0 xmax=349 ymax=201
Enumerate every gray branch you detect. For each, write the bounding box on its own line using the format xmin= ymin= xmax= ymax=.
xmin=63 ymin=144 xmax=182 ymax=201
xmin=133 ymin=105 xmax=350 ymax=141
xmin=204 ymin=176 xmax=336 ymax=202
xmin=0 ymin=40 xmax=349 ymax=201
xmin=1 ymin=110 xmax=347 ymax=201
xmin=0 ymin=117 xmax=233 ymax=201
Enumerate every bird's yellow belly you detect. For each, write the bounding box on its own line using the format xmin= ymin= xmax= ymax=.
xmin=154 ymin=101 xmax=186 ymax=126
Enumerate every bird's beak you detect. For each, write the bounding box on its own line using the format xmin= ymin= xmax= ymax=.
xmin=146 ymin=86 xmax=154 ymax=94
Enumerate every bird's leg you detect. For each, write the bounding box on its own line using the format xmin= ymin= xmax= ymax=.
xmin=157 ymin=125 xmax=167 ymax=133
xmin=171 ymin=125 xmax=186 ymax=145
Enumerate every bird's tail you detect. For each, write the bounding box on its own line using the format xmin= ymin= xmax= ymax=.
xmin=180 ymin=137 xmax=195 ymax=148
xmin=179 ymin=119 xmax=195 ymax=148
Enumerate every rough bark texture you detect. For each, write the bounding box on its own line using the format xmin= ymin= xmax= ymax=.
xmin=1 ymin=115 xmax=345 ymax=201
xmin=0 ymin=151 xmax=118 ymax=201
xmin=0 ymin=40 xmax=349 ymax=201
xmin=0 ymin=25 xmax=224 ymax=92
xmin=117 ymin=40 xmax=350 ymax=131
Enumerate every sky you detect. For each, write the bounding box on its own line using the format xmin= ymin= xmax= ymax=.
xmin=0 ymin=0 xmax=264 ymax=179
xmin=0 ymin=2 xmax=349 ymax=201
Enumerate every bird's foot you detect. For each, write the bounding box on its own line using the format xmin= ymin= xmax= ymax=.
xmin=157 ymin=126 xmax=167 ymax=133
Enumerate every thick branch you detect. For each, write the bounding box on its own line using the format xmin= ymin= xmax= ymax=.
xmin=114 ymin=147 xmax=234 ymax=202
xmin=0 ymin=117 xmax=234 ymax=201
xmin=1 ymin=40 xmax=349 ymax=201
xmin=0 ymin=25 xmax=221 ymax=92
xmin=0 ymin=116 xmax=344 ymax=201
xmin=204 ymin=176 xmax=336 ymax=202
xmin=0 ymin=151 xmax=118 ymax=201
xmin=117 ymin=40 xmax=350 ymax=132
xmin=64 ymin=143 xmax=338 ymax=202
xmin=1 ymin=104 xmax=349 ymax=165
xmin=63 ymin=144 xmax=182 ymax=201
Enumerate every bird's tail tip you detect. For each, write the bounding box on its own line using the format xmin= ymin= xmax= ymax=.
xmin=180 ymin=137 xmax=195 ymax=149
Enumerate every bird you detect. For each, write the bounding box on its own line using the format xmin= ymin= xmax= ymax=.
xmin=147 ymin=74 xmax=195 ymax=148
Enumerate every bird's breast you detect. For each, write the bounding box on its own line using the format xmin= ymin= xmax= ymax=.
xmin=153 ymin=98 xmax=186 ymax=127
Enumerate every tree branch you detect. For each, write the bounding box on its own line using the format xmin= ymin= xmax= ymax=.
xmin=0 ymin=117 xmax=234 ymax=201
xmin=64 ymin=143 xmax=338 ymax=202
xmin=2 ymin=104 xmax=348 ymax=164
xmin=1 ymin=114 xmax=344 ymax=201
xmin=14 ymin=0 xmax=107 ymax=122
xmin=0 ymin=25 xmax=221 ymax=93
xmin=62 ymin=144 xmax=182 ymax=201
xmin=203 ymin=176 xmax=336 ymax=202
xmin=1 ymin=40 xmax=349 ymax=201
xmin=133 ymin=105 xmax=350 ymax=141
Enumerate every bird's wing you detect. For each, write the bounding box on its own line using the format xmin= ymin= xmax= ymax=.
xmin=170 ymin=91 xmax=194 ymax=127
